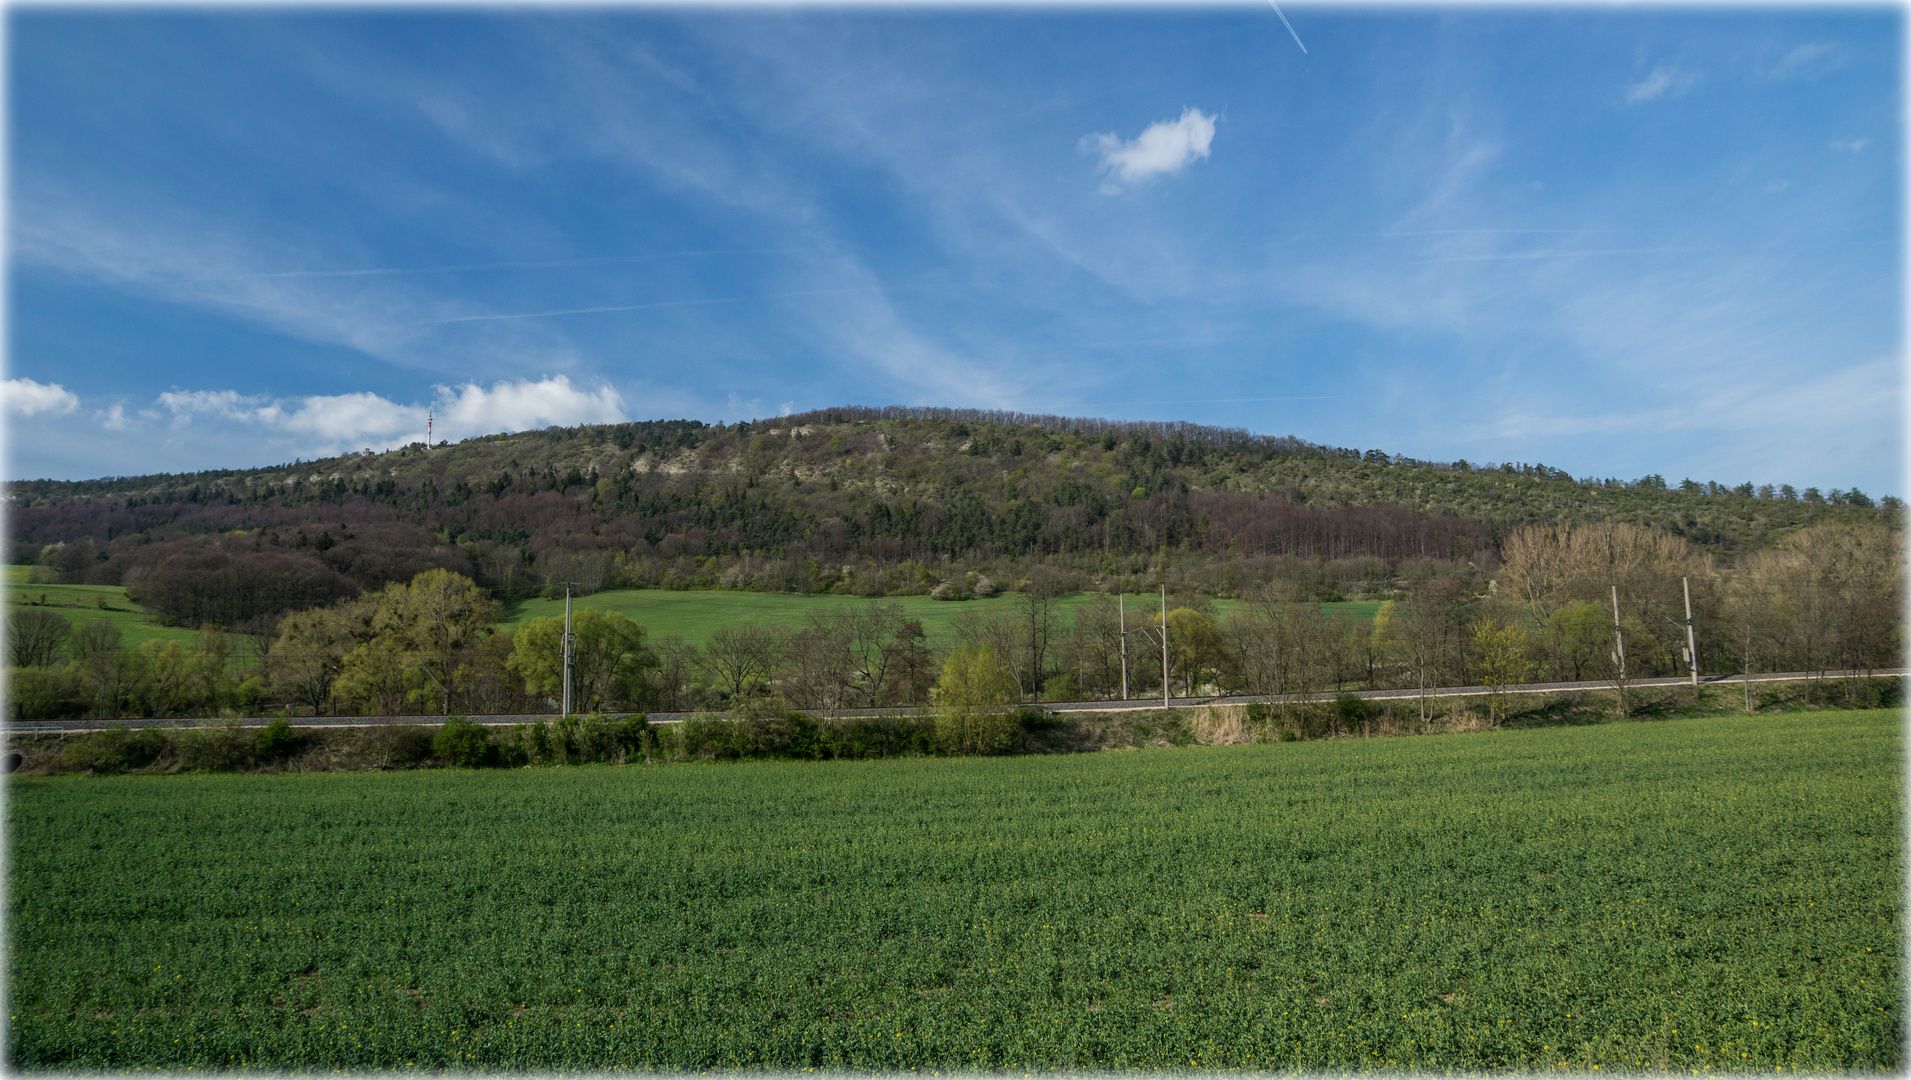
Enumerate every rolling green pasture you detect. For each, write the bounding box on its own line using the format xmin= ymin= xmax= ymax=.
xmin=1 ymin=565 xmax=201 ymax=651
xmin=8 ymin=710 xmax=1899 ymax=1072
xmin=505 ymin=587 xmax=1380 ymax=648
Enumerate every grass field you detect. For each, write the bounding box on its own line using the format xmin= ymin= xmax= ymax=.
xmin=1 ymin=565 xmax=203 ymax=651
xmin=8 ymin=709 xmax=1898 ymax=1072
xmin=504 ymin=587 xmax=1381 ymax=649
xmin=2 ymin=564 xmax=1381 ymax=655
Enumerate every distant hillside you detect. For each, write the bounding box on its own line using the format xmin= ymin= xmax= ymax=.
xmin=8 ymin=405 xmax=1897 ymax=612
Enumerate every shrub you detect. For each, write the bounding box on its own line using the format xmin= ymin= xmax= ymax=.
xmin=934 ymin=710 xmax=1022 ymax=756
xmin=60 ymin=725 xmax=170 ymax=773
xmin=1041 ymin=673 xmax=1082 ymax=703
xmin=433 ymin=717 xmax=495 ymax=767
xmin=506 ymin=719 xmax=558 ymax=765
xmin=618 ymin=716 xmax=651 ymax=756
xmin=177 ymin=720 xmax=259 ymax=771
xmin=1334 ymin=693 xmax=1370 ymax=733
xmin=551 ymin=713 xmax=628 ymax=763
xmin=352 ymin=723 xmax=435 ymax=770
xmin=256 ymin=719 xmax=297 ymax=761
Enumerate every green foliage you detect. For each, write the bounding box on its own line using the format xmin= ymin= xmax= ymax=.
xmin=57 ymin=725 xmax=168 ymax=773
xmin=255 ymin=718 xmax=296 ymax=760
xmin=932 ymin=640 xmax=1022 ymax=754
xmin=1040 ymin=672 xmax=1081 ymax=702
xmin=1333 ymin=692 xmax=1370 ymax=730
xmin=5 ymin=711 xmax=1899 ymax=1072
xmin=6 ymin=663 xmax=87 ymax=719
xmin=432 ymin=717 xmax=494 ymax=768
xmin=661 ymin=711 xmax=940 ymax=761
xmin=174 ymin=720 xmax=259 ymax=772
xmin=1165 ymin=606 xmax=1233 ymax=694
xmin=274 ymin=568 xmax=501 ymax=716
xmin=933 ymin=640 xmax=1017 ymax=712
xmin=507 ymin=609 xmax=653 ymax=712
xmin=350 ymin=722 xmax=436 ymax=770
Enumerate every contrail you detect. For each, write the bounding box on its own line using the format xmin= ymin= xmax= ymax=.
xmin=423 ymin=297 xmax=744 ymax=325
xmin=420 ymin=285 xmax=891 ymax=325
xmin=1070 ymin=395 xmax=1330 ymax=409
xmin=1413 ymin=246 xmax=1694 ymax=265
xmin=213 ymin=248 xmax=801 ymax=282
xmin=1268 ymin=0 xmax=1307 ymax=54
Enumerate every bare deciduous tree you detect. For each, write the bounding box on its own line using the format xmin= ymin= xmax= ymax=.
xmin=8 ymin=609 xmax=71 ymax=668
xmin=699 ymin=624 xmax=787 ymax=702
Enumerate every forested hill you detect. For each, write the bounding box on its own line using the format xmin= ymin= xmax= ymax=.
xmin=8 ymin=405 xmax=1898 ymax=617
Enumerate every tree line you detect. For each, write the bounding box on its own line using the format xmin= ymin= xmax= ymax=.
xmin=7 ymin=521 xmax=1896 ymax=721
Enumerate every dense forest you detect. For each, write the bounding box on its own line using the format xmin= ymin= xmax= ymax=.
xmin=8 ymin=406 xmax=1898 ymax=622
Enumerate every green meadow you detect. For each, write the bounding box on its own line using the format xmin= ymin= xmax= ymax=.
xmin=7 ymin=709 xmax=1898 ymax=1072
xmin=1 ymin=565 xmax=203 ymax=651
xmin=4 ymin=559 xmax=1381 ymax=676
xmin=503 ymin=587 xmax=1381 ymax=649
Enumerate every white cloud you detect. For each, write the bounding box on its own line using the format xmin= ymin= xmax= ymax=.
xmin=1086 ymin=108 xmax=1217 ymax=188
xmin=433 ymin=376 xmax=627 ymax=437
xmin=139 ymin=376 xmax=622 ymax=456
xmin=260 ymin=392 xmax=425 ymax=444
xmin=1625 ymin=64 xmax=1696 ymax=104
xmin=99 ymin=404 xmax=129 ymax=430
xmin=5 ymin=378 xmax=81 ymax=416
xmin=156 ymin=389 xmax=261 ymax=425
xmin=1829 ymin=137 xmax=1870 ymax=153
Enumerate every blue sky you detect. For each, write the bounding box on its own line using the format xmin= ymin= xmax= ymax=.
xmin=6 ymin=6 xmax=1902 ymax=497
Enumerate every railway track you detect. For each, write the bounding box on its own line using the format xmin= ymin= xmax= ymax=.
xmin=6 ymin=669 xmax=1899 ymax=735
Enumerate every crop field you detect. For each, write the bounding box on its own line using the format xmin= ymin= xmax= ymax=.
xmin=1 ymin=566 xmax=202 ymax=651
xmin=8 ymin=710 xmax=1899 ymax=1072
xmin=504 ymin=587 xmax=1380 ymax=648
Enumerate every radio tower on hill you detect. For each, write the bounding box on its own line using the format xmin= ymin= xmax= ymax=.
xmin=427 ymin=409 xmax=433 ymax=450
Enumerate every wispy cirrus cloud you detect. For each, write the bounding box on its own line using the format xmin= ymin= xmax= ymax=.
xmin=9 ymin=190 xmax=589 ymax=383
xmin=1626 ymin=63 xmax=1696 ymax=103
xmin=1768 ymin=42 xmax=1840 ymax=79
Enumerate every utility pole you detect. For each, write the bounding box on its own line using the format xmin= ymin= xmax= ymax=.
xmin=561 ymin=584 xmax=575 ymax=719
xmin=1118 ymin=593 xmax=1129 ymax=701
xmin=1611 ymin=584 xmax=1628 ymax=716
xmin=427 ymin=409 xmax=433 ymax=451
xmin=1682 ymin=576 xmax=1699 ymax=688
xmin=1161 ymin=585 xmax=1170 ymax=709
xmin=1610 ymin=585 xmax=1625 ymax=680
